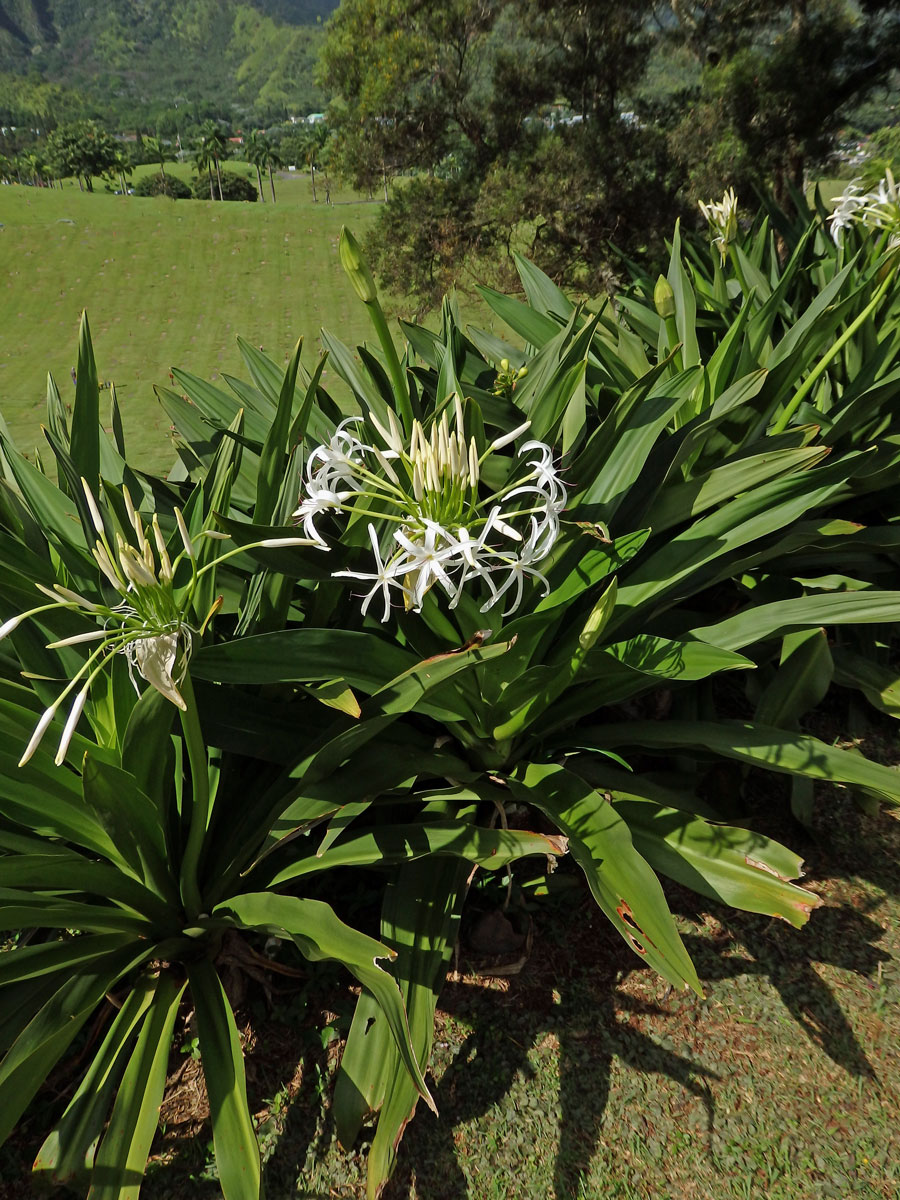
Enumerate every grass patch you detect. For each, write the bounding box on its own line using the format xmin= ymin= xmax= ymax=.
xmin=0 ymin=180 xmax=381 ymax=471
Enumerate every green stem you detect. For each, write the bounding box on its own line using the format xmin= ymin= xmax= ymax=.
xmin=773 ymin=269 xmax=895 ymax=433
xmin=366 ymin=298 xmax=413 ymax=432
xmin=177 ymin=671 xmax=210 ymax=920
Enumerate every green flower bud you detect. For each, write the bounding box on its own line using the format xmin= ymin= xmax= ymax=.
xmin=500 ymin=358 xmax=510 ymax=372
xmin=339 ymin=226 xmax=377 ymax=304
xmin=654 ymin=275 xmax=676 ymax=319
xmin=517 ymin=366 xmax=528 ymax=379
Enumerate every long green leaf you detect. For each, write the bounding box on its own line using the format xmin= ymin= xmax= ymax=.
xmin=217 ymin=892 xmax=435 ymax=1112
xmin=88 ymin=972 xmax=185 ymax=1200
xmin=509 ymin=763 xmax=701 ymax=993
xmin=578 ymin=720 xmax=900 ymax=806
xmin=188 ymin=960 xmax=261 ymax=1200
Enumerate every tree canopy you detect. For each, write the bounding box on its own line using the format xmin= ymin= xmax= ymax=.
xmin=320 ymin=0 xmax=900 ymax=306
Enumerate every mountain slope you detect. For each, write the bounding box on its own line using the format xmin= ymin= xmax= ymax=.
xmin=0 ymin=0 xmax=339 ymax=119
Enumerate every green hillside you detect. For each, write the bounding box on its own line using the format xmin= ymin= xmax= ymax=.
xmin=0 ymin=0 xmax=338 ymax=123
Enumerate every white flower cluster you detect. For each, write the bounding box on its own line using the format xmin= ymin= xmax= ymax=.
xmin=294 ymin=400 xmax=566 ymax=621
xmin=1 ymin=480 xmax=313 ymax=767
xmin=699 ymin=187 xmax=739 ymax=263
xmin=829 ymin=169 xmax=900 ymax=244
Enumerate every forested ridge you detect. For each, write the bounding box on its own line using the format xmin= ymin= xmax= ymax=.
xmin=0 ymin=0 xmax=338 ymax=124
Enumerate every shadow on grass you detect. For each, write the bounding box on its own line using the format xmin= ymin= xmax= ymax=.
xmin=381 ymin=901 xmax=720 ymax=1200
xmin=382 ymin=866 xmax=889 ymax=1199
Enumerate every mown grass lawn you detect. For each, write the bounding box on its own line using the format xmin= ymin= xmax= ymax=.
xmin=0 ymin=177 xmax=380 ymax=471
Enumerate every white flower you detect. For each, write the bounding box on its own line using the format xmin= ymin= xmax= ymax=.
xmin=295 ymin=399 xmax=566 ymax=620
xmin=479 ymin=520 xmax=552 ymax=616
xmin=393 ymin=520 xmax=459 ymax=609
xmin=830 ymin=170 xmax=900 ymax=244
xmin=130 ymin=632 xmax=186 ymax=710
xmin=333 ymin=523 xmax=410 ymax=622
xmin=12 ymin=483 xmax=317 ymax=767
xmin=699 ymin=188 xmax=739 ymax=262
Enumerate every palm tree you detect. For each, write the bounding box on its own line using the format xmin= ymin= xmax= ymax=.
xmin=200 ymin=121 xmax=228 ymax=202
xmin=113 ymin=149 xmax=133 ymax=196
xmin=143 ymin=135 xmax=170 ymax=181
xmin=193 ymin=141 xmax=216 ymax=201
xmin=300 ymin=123 xmax=328 ymax=203
xmin=244 ymin=131 xmax=267 ymax=203
xmin=261 ymin=141 xmax=282 ymax=204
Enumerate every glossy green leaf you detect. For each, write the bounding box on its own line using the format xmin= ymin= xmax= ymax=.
xmin=509 ymin=763 xmax=701 ymax=993
xmin=35 ymin=977 xmax=156 ymax=1186
xmin=217 ymin=892 xmax=434 ymax=1112
xmin=188 ymin=960 xmax=261 ymax=1200
xmin=578 ymin=719 xmax=900 ymax=806
xmin=88 ymin=972 xmax=185 ymax=1200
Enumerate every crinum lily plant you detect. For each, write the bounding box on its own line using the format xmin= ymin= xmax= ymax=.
xmin=4 ymin=223 xmax=900 ymax=1200
xmin=1 ymin=477 xmax=313 ymax=766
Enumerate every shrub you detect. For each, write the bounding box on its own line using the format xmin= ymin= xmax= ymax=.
xmin=133 ymin=171 xmax=191 ymax=199
xmin=191 ymin=170 xmax=258 ymax=202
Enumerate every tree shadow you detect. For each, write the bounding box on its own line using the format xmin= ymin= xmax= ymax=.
xmin=384 ymin=866 xmax=889 ymax=1199
xmin=383 ymin=899 xmax=719 ymax=1200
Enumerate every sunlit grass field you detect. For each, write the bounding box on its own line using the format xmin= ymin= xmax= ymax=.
xmin=0 ymin=172 xmax=382 ymax=471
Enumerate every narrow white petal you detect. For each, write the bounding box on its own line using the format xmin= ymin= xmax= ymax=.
xmin=152 ymin=515 xmax=173 ymax=581
xmin=123 ymin=485 xmax=140 ymax=536
xmin=175 ymin=508 xmax=195 ymax=560
xmin=93 ymin=544 xmax=123 ymax=589
xmin=47 ymin=584 xmax=100 ymax=611
xmin=0 ymin=614 xmax=23 ymax=641
xmin=489 ymin=421 xmax=531 ymax=453
xmin=258 ymin=537 xmax=318 ymax=547
xmin=55 ymin=686 xmax=88 ymax=765
xmin=386 ymin=408 xmax=404 ymax=454
xmin=46 ymin=630 xmax=108 ymax=649
xmin=19 ymin=706 xmax=57 ymax=767
xmin=81 ymin=477 xmax=105 ymax=535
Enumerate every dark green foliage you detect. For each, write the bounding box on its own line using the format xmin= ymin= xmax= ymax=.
xmin=133 ymin=171 xmax=192 ymax=199
xmin=44 ymin=120 xmax=119 ymax=191
xmin=323 ymin=0 xmax=900 ymax=304
xmin=190 ymin=169 xmax=258 ymax=201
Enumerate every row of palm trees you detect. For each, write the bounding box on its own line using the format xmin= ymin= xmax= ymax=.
xmin=2 ymin=120 xmax=327 ymax=205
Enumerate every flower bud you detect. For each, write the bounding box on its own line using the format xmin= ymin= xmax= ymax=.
xmin=339 ymin=226 xmax=377 ymax=304
xmin=654 ymin=275 xmax=676 ymax=319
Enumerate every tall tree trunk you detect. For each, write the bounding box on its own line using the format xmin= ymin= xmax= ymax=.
xmin=309 ymin=159 xmax=317 ymax=202
xmin=215 ymin=158 xmax=224 ymax=202
xmin=382 ymin=160 xmax=388 ymax=203
xmin=208 ymin=167 xmax=215 ymax=201
xmin=268 ymin=164 xmax=276 ymax=204
xmin=160 ymin=160 xmax=166 ymax=179
xmin=255 ymin=165 xmax=264 ymax=201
